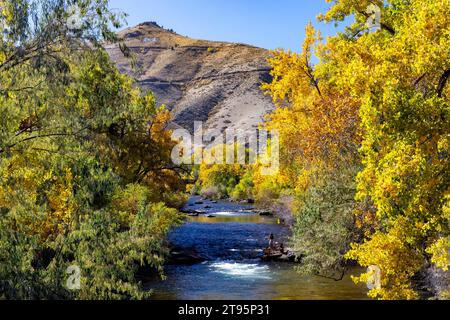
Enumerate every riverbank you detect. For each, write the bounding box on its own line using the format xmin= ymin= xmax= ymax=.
xmin=186 ymin=194 xmax=295 ymax=226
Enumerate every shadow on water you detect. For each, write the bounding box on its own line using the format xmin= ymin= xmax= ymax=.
xmin=145 ymin=196 xmax=368 ymax=300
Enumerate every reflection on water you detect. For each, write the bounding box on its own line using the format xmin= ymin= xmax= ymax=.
xmin=146 ymin=196 xmax=369 ymax=300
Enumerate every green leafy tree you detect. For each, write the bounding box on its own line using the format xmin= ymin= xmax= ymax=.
xmin=0 ymin=0 xmax=185 ymax=300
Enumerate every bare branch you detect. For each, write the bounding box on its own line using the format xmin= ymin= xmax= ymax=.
xmin=437 ymin=68 xmax=450 ymax=98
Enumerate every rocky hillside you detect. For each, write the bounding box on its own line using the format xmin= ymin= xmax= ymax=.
xmin=106 ymin=22 xmax=275 ymax=137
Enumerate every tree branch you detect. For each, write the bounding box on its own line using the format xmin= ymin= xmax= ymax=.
xmin=302 ymin=55 xmax=323 ymax=98
xmin=314 ymin=268 xmax=347 ymax=282
xmin=357 ymin=10 xmax=395 ymax=35
xmin=413 ymin=73 xmax=427 ymax=86
xmin=0 ymin=131 xmax=86 ymax=154
xmin=437 ymin=68 xmax=450 ymax=98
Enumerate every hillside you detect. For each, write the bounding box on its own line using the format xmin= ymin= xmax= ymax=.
xmin=106 ymin=22 xmax=275 ymax=136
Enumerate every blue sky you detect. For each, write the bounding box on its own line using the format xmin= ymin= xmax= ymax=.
xmin=108 ymin=0 xmax=349 ymax=52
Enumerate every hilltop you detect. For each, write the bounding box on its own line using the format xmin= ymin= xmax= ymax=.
xmin=106 ymin=22 xmax=275 ymax=136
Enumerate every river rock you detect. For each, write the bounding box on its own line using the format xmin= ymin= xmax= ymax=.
xmin=181 ymin=208 xmax=205 ymax=215
xmin=258 ymin=210 xmax=273 ymax=216
xmin=187 ymin=212 xmax=199 ymax=217
xmin=169 ymin=247 xmax=205 ymax=265
xmin=276 ymin=254 xmax=296 ymax=263
xmin=261 ymin=250 xmax=297 ymax=263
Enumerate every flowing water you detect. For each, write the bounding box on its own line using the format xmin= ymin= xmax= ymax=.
xmin=146 ymin=196 xmax=369 ymax=300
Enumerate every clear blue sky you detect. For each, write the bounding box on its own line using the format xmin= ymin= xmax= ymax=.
xmin=108 ymin=0 xmax=348 ymax=52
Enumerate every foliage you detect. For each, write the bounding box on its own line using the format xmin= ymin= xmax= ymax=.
xmin=330 ymin=0 xmax=450 ymax=299
xmin=257 ymin=0 xmax=449 ymax=300
xmin=196 ymin=144 xmax=249 ymax=200
xmin=291 ymin=167 xmax=359 ymax=280
xmin=197 ymin=163 xmax=246 ymax=199
xmin=230 ymin=170 xmax=254 ymax=201
xmin=0 ymin=0 xmax=184 ymax=299
xmin=257 ymin=21 xmax=363 ymax=279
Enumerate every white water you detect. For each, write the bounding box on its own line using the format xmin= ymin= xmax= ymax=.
xmin=211 ymin=261 xmax=272 ymax=280
xmin=213 ymin=211 xmax=241 ymax=216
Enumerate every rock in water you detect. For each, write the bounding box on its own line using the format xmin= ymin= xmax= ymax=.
xmin=169 ymin=247 xmax=205 ymax=265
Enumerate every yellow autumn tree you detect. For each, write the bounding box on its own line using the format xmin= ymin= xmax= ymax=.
xmin=259 ymin=0 xmax=449 ymax=298
xmin=260 ymin=21 xmax=363 ymax=278
xmin=316 ymin=0 xmax=450 ymax=299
